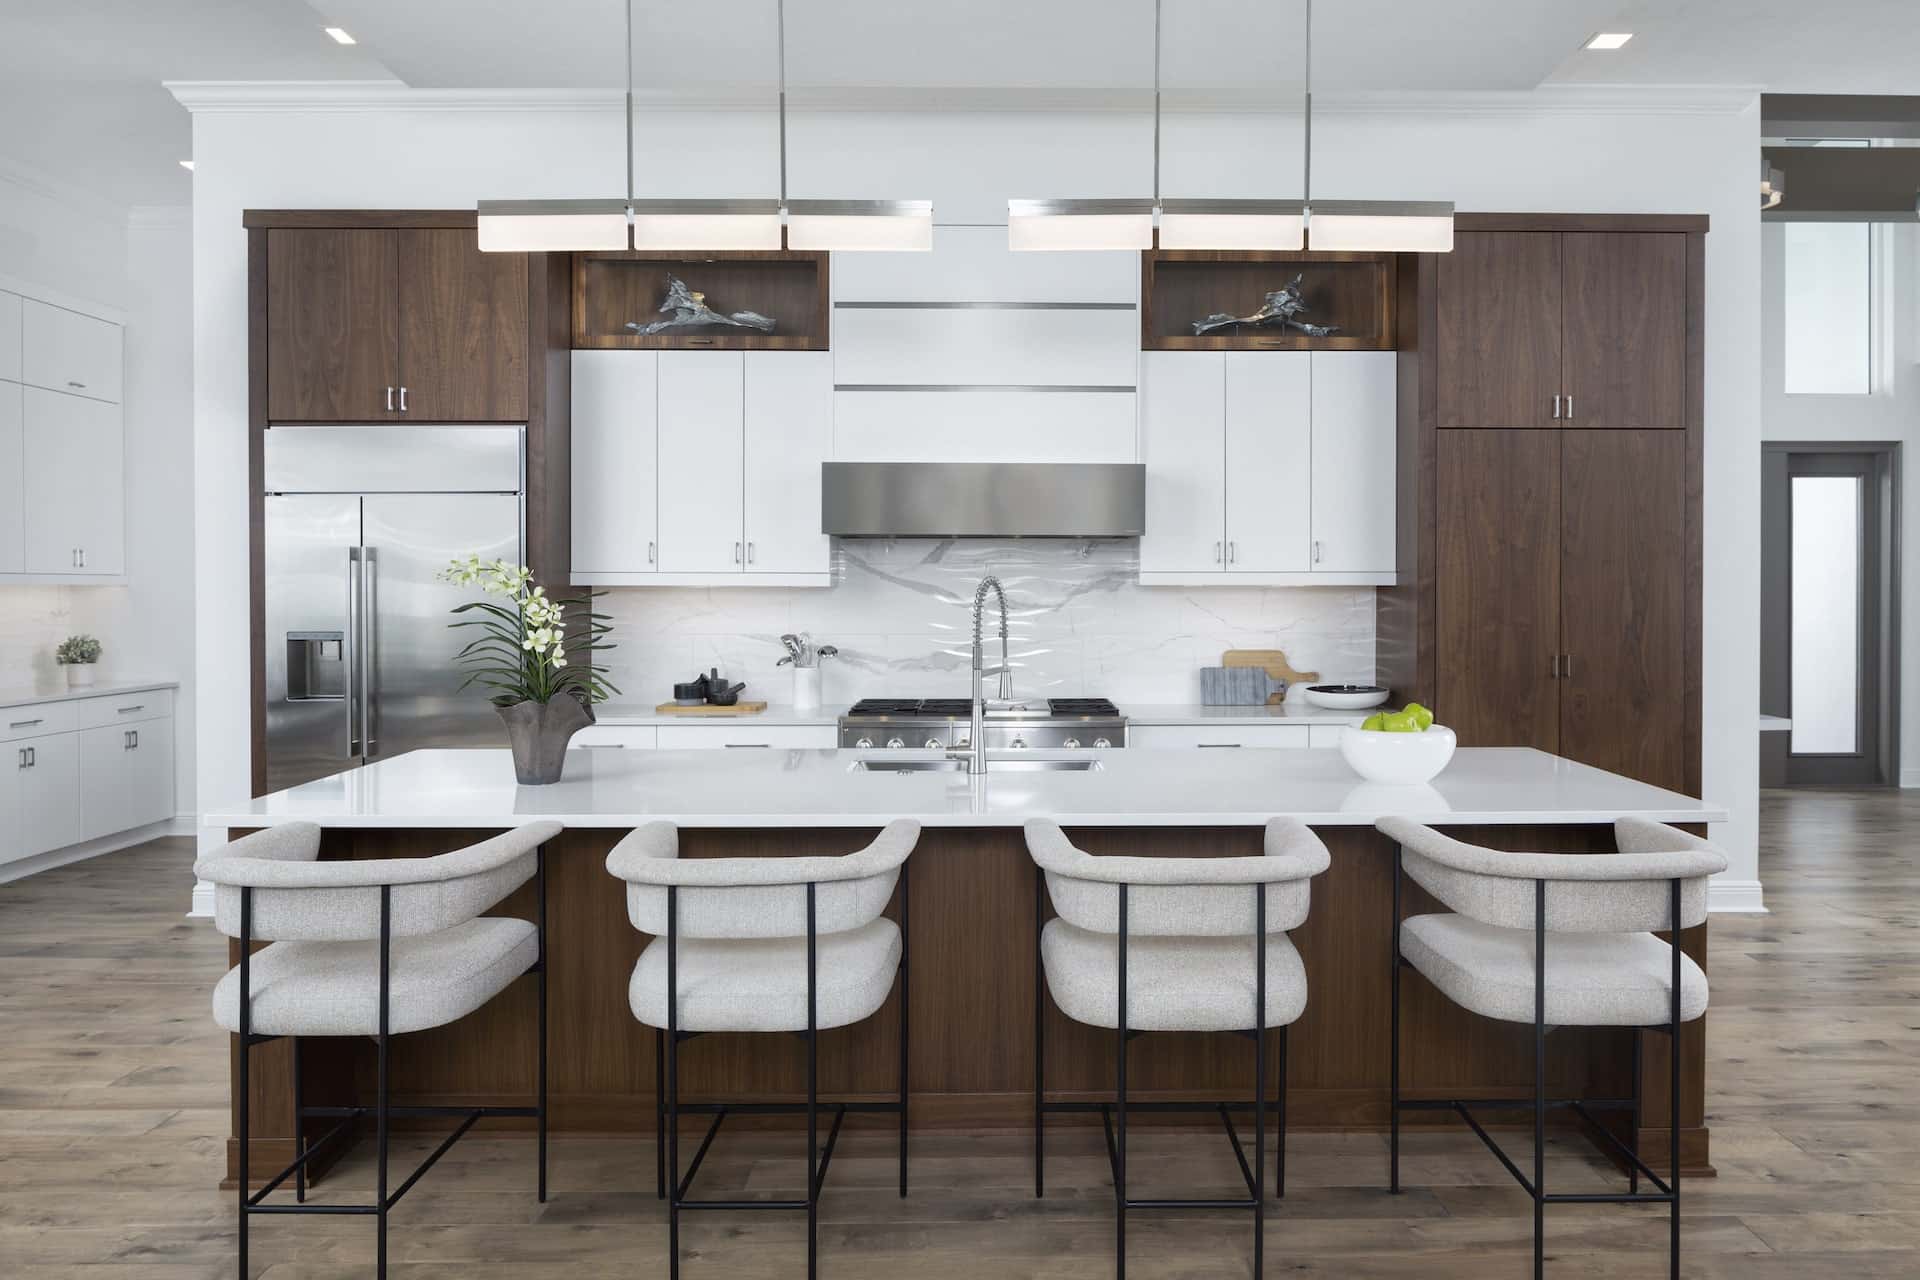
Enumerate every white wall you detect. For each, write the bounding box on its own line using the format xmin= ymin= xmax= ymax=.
xmin=1761 ymin=221 xmax=1920 ymax=784
xmin=183 ymin=89 xmax=1763 ymax=904
xmin=0 ymin=163 xmax=197 ymax=819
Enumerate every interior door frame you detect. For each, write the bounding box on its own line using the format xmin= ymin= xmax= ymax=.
xmin=1761 ymin=441 xmax=1902 ymax=786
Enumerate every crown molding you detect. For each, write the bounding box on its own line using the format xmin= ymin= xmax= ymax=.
xmin=165 ymin=80 xmax=1761 ymax=119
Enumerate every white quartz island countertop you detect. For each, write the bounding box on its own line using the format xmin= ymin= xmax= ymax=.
xmin=207 ymin=746 xmax=1728 ymax=831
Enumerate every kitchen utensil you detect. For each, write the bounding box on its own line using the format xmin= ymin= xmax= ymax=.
xmin=1221 ymin=649 xmax=1319 ymax=705
xmin=1340 ymin=723 xmax=1456 ymax=784
xmin=706 ymin=679 xmax=748 ymax=707
xmin=1200 ymin=667 xmax=1286 ymax=706
xmin=1304 ymin=684 xmax=1391 ymax=710
xmin=672 ymin=680 xmax=708 ymax=705
xmin=653 ymin=700 xmax=770 ymax=716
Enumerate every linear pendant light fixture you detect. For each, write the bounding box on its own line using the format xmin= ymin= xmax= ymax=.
xmin=479 ymin=0 xmax=927 ymax=253
xmin=1010 ymin=0 xmax=1448 ymax=253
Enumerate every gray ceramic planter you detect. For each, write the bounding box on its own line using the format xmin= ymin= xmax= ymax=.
xmin=497 ymin=694 xmax=594 ymax=785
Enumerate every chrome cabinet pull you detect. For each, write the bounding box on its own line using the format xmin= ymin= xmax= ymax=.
xmin=1214 ymin=541 xmax=1223 ymax=564
xmin=723 ymin=743 xmax=771 ymax=748
xmin=117 ymin=705 xmax=144 ymax=715
xmin=648 ymin=541 xmax=656 ymax=565
xmin=385 ymin=386 xmax=394 ymax=412
xmin=398 ymin=386 xmax=409 ymax=413
xmin=1562 ymin=654 xmax=1573 ymax=679
xmin=1198 ymin=742 xmax=1242 ymax=748
xmin=9 ymin=719 xmax=43 ymax=729
xmin=1313 ymin=540 xmax=1323 ymax=565
xmin=1229 ymin=541 xmax=1237 ymax=564
xmin=1552 ymin=393 xmax=1561 ymax=420
xmin=22 ymin=746 xmax=34 ymax=768
xmin=1565 ymin=394 xmax=1574 ymax=421
xmin=733 ymin=542 xmax=742 ymax=564
xmin=746 ymin=542 xmax=755 ymax=564
xmin=67 ymin=380 xmax=85 ymax=389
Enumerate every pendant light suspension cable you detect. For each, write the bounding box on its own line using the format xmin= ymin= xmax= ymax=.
xmin=777 ymin=0 xmax=787 ymax=205
xmin=625 ymin=0 xmax=635 ymax=204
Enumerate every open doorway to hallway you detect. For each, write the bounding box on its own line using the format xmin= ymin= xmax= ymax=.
xmin=1760 ymin=443 xmax=1901 ymax=786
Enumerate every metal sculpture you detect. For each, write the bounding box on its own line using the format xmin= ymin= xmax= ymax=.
xmin=626 ymin=276 xmax=777 ymax=336
xmin=1191 ymin=273 xmax=1339 ymax=337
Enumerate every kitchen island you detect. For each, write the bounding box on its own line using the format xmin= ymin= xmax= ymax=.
xmin=208 ymin=746 xmax=1727 ymax=1185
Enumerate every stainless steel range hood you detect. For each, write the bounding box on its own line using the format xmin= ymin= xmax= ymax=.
xmin=822 ymin=462 xmax=1146 ymax=538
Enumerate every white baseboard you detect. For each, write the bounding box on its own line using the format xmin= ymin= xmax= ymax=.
xmin=1901 ymin=768 xmax=1920 ymax=789
xmin=0 ymin=817 xmax=194 ymax=886
xmin=1708 ymin=879 xmax=1767 ymax=914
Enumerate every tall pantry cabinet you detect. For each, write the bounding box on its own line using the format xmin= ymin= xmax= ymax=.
xmin=1379 ymin=215 xmax=1703 ymax=798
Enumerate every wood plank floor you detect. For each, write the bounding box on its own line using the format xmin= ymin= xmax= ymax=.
xmin=2 ymin=788 xmax=1914 ymax=1277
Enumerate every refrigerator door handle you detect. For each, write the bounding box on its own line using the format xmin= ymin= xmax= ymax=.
xmin=346 ymin=547 xmax=363 ymax=757
xmin=363 ymin=547 xmax=379 ymax=758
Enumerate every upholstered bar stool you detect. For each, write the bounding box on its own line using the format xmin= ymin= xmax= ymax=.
xmin=1378 ymin=817 xmax=1728 ymax=1279
xmin=606 ymin=819 xmax=920 ymax=1280
xmin=198 ymin=819 xmax=560 ymax=1279
xmin=1027 ymin=818 xmax=1331 ymax=1280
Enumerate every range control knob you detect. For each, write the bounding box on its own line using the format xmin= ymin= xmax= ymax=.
xmin=1092 ymin=737 xmax=1112 ymax=749
xmin=955 ymin=735 xmax=971 ymax=749
xmin=924 ymin=736 xmax=945 ymax=750
xmin=1010 ymin=737 xmax=1028 ymax=750
xmin=854 ymin=737 xmax=874 ymax=749
xmin=886 ymin=737 xmax=907 ymax=749
xmin=1062 ymin=737 xmax=1081 ymax=749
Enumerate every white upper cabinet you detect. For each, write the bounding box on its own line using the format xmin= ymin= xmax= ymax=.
xmin=22 ymin=298 xmax=122 ymax=404
xmin=656 ymin=352 xmax=745 ymax=575
xmin=1138 ymin=350 xmax=1396 ymax=587
xmin=1225 ymin=352 xmax=1312 ymax=573
xmin=571 ymin=350 xmax=658 ymax=575
xmin=743 ymin=353 xmax=831 ymax=574
xmin=0 ymin=291 xmax=21 ymax=383
xmin=570 ymin=351 xmax=830 ymax=586
xmin=1309 ymin=351 xmax=1398 ymax=573
xmin=1139 ymin=352 xmax=1226 ymax=574
xmin=831 ymin=226 xmax=1137 ymax=304
xmin=22 ymin=387 xmax=123 ymax=576
xmin=0 ymin=384 xmax=22 ymax=574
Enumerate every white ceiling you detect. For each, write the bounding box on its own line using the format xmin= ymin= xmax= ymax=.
xmin=1 ymin=0 xmax=1916 ymax=209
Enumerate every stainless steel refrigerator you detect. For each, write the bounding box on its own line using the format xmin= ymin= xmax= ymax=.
xmin=263 ymin=426 xmax=524 ymax=794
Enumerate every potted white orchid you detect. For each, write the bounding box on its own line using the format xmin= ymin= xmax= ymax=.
xmin=440 ymin=557 xmax=618 ymax=784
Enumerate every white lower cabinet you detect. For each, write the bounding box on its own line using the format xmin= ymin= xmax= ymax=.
xmin=570 ymin=350 xmax=832 ymax=586
xmin=8 ymin=731 xmax=80 ymax=865
xmin=570 ymin=726 xmax=659 ymax=750
xmin=1129 ymin=725 xmax=1312 ymax=750
xmin=655 ymin=724 xmax=837 ymax=750
xmin=0 ymin=382 xmax=22 ymax=573
xmin=1138 ymin=350 xmax=1396 ymax=586
xmin=1 ymin=691 xmax=175 ymax=870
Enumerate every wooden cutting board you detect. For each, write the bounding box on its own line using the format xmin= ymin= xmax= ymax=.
xmin=1221 ymin=650 xmax=1319 ymax=706
xmin=653 ymin=701 xmax=769 ymax=716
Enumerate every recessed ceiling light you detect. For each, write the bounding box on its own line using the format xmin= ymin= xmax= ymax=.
xmin=179 ymin=160 xmax=195 ymax=171
xmin=323 ymin=26 xmax=356 ymax=45
xmin=1585 ymin=32 xmax=1633 ymax=50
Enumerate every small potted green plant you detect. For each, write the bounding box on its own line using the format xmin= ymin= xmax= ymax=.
xmin=440 ymin=557 xmax=619 ymax=785
xmin=55 ymin=634 xmax=102 ymax=689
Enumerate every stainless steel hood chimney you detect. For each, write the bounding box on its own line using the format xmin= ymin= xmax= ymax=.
xmin=822 ymin=462 xmax=1146 ymax=538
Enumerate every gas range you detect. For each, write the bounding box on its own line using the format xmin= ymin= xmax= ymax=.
xmin=838 ymin=697 xmax=1127 ymax=751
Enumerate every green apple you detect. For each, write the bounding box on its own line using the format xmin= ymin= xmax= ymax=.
xmin=1361 ymin=712 xmax=1388 ymax=732
xmin=1405 ymin=702 xmax=1435 ymax=731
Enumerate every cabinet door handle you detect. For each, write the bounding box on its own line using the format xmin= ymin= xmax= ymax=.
xmin=10 ymin=718 xmax=43 ymax=729
xmin=648 ymin=541 xmax=657 ymax=565
xmin=67 ymin=380 xmax=85 ymax=389
xmin=733 ymin=542 xmax=742 ymax=564
xmin=1313 ymin=540 xmax=1323 ymax=565
xmin=723 ymin=742 xmax=771 ymax=748
xmin=1214 ymin=541 xmax=1223 ymax=564
xmin=1562 ymin=654 xmax=1573 ymax=679
xmin=746 ymin=542 xmax=755 ymax=564
xmin=1228 ymin=541 xmax=1237 ymax=564
xmin=1198 ymin=742 xmax=1243 ymax=749
xmin=79 ymin=548 xmax=86 ymax=568
xmin=398 ymin=386 xmax=409 ymax=413
xmin=23 ymin=746 xmax=34 ymax=768
xmin=385 ymin=386 xmax=395 ymax=412
xmin=117 ymin=705 xmax=144 ymax=714
xmin=1552 ymin=393 xmax=1561 ymax=420
xmin=1565 ymin=394 xmax=1574 ymax=421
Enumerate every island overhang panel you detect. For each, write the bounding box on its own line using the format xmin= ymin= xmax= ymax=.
xmin=211 ymin=747 xmax=1723 ymax=1188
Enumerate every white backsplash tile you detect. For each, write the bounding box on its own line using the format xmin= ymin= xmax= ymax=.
xmin=594 ymin=540 xmax=1375 ymax=708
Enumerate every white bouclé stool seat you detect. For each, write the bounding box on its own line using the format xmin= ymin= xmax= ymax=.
xmin=214 ymin=917 xmax=539 ymax=1038
xmin=1399 ymin=913 xmax=1709 ymax=1027
xmin=1041 ymin=919 xmax=1307 ymax=1032
xmin=630 ymin=917 xmax=902 ymax=1033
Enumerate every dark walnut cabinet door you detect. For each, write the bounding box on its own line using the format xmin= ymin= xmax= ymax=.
xmin=1561 ymin=232 xmax=1688 ymax=430
xmin=266 ymin=229 xmax=400 ymax=422
xmin=1436 ymin=232 xmax=1562 ymax=429
xmin=397 ymin=229 xmax=529 ymax=422
xmin=1559 ymin=430 xmax=1689 ymax=790
xmin=1436 ymin=429 xmax=1562 ymax=749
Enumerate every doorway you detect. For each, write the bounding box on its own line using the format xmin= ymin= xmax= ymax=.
xmin=1760 ymin=443 xmax=1901 ymax=786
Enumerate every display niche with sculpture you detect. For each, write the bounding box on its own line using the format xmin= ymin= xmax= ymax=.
xmin=570 ymin=249 xmax=829 ymax=351
xmin=626 ymin=277 xmax=777 ymax=337
xmin=1190 ymin=274 xmax=1339 ymax=338
xmin=1139 ymin=250 xmax=1396 ymax=352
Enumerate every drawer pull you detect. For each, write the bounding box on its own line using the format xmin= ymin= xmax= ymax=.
xmin=577 ymin=743 xmax=628 ymax=750
xmin=1198 ymin=742 xmax=1243 ymax=749
xmin=723 ymin=743 xmax=771 ymax=748
xmin=9 ymin=718 xmax=43 ymax=729
xmin=117 ymin=705 xmax=145 ymax=714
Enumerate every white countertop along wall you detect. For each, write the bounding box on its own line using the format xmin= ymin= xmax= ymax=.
xmin=592 ymin=700 xmax=1371 ymax=728
xmin=208 ymin=746 xmax=1727 ymax=832
xmin=0 ymin=678 xmax=180 ymax=710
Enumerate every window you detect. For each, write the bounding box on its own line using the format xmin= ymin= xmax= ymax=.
xmin=1783 ymin=222 xmax=1872 ymax=395
xmin=1790 ymin=474 xmax=1862 ymax=754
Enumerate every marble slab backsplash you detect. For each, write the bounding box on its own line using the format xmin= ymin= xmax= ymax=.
xmin=595 ymin=540 xmax=1374 ymax=708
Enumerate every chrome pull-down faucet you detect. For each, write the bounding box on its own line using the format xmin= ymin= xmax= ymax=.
xmin=968 ymin=575 xmax=1013 ymax=775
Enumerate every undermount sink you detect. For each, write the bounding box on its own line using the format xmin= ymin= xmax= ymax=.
xmin=853 ymin=757 xmax=1105 ymax=774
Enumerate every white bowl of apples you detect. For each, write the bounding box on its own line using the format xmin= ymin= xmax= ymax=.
xmin=1339 ymin=703 xmax=1456 ymax=785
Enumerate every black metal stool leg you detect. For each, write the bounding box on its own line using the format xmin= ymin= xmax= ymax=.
xmin=237 ymin=887 xmax=252 ymax=1280
xmin=666 ymin=888 xmax=681 ymax=1280
xmin=1533 ymin=880 xmax=1546 ymax=1280
xmin=536 ymin=845 xmax=548 ymax=1204
xmin=1276 ymin=1023 xmax=1287 ymax=1201
xmin=1034 ymin=860 xmax=1046 ymax=1200
xmin=1670 ymin=878 xmax=1683 ymax=1280
xmin=806 ymin=883 xmax=819 ymax=1280
xmin=291 ymin=1035 xmax=304 ymax=1204
xmin=655 ymin=1027 xmax=666 ymax=1200
xmin=899 ymin=861 xmax=910 ymax=1200
xmin=1115 ymin=884 xmax=1128 ymax=1280
xmin=1390 ymin=847 xmax=1402 ymax=1195
xmin=377 ymin=887 xmax=391 ymax=1280
xmin=1253 ymin=884 xmax=1266 ymax=1279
